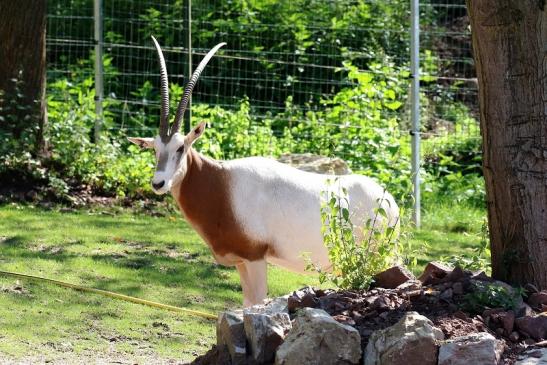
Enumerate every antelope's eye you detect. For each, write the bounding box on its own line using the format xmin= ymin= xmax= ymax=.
xmin=177 ymin=145 xmax=184 ymax=153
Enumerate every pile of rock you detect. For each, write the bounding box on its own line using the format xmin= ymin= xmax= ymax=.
xmin=192 ymin=262 xmax=547 ymax=365
xmin=211 ymin=297 xmax=361 ymax=365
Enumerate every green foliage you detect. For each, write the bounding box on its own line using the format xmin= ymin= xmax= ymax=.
xmin=194 ymin=99 xmax=282 ymax=160
xmin=45 ymin=75 xmax=155 ymax=198
xmin=306 ymin=179 xmax=399 ymax=290
xmin=3 ymin=1 xmax=482 ymax=204
xmin=0 ymin=78 xmax=62 ymax=197
xmin=422 ymin=107 xmax=485 ymax=207
xmin=0 ymin=78 xmax=39 ymax=154
xmin=278 ymin=62 xmax=411 ymax=199
xmin=2 ymin=57 xmax=483 ymax=205
xmin=463 ymin=281 xmax=523 ymax=313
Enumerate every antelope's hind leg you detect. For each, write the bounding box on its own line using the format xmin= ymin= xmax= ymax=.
xmin=236 ymin=259 xmax=267 ymax=307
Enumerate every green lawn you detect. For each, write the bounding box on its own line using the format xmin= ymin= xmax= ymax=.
xmin=0 ymin=201 xmax=486 ymax=362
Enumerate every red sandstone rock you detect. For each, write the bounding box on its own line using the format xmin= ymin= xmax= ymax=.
xmin=515 ymin=314 xmax=547 ymax=341
xmin=419 ymin=262 xmax=453 ymax=285
xmin=528 ymin=291 xmax=547 ymax=309
xmin=374 ymin=265 xmax=415 ymax=289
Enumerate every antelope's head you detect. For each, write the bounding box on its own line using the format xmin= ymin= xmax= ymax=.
xmin=128 ymin=36 xmax=225 ymax=195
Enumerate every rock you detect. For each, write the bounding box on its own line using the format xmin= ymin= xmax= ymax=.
xmin=529 ymin=292 xmax=547 ymax=309
xmin=440 ymin=288 xmax=453 ymax=301
xmin=452 ymin=282 xmax=464 ymax=295
xmin=397 ymin=280 xmax=422 ymax=291
xmin=332 ymin=314 xmax=356 ymax=326
xmin=371 ymin=296 xmax=391 ymax=311
xmin=438 ymin=332 xmax=504 ymax=365
xmin=514 ymin=348 xmax=547 ymax=365
xmin=453 ymin=311 xmax=471 ymax=322
xmin=374 ymin=265 xmax=415 ymax=289
xmin=444 ymin=266 xmax=466 ymax=283
xmin=419 ymin=262 xmax=453 ymax=285
xmin=278 ymin=153 xmax=352 ymax=175
xmin=509 ymin=331 xmax=520 ymax=342
xmin=471 ymin=271 xmax=491 ymax=281
xmin=364 ymin=312 xmax=444 ymax=365
xmin=248 ymin=295 xmax=290 ymax=315
xmin=515 ymin=314 xmax=547 ymax=341
xmin=483 ymin=308 xmax=505 ymax=319
xmin=275 ymin=308 xmax=361 ymax=365
xmin=518 ymin=303 xmax=535 ymax=318
xmin=288 ymin=287 xmax=318 ymax=312
xmin=217 ymin=310 xmax=247 ymax=365
xmin=500 ymin=310 xmax=515 ymax=335
xmin=244 ymin=310 xmax=291 ymax=364
xmin=397 ymin=280 xmax=423 ymax=298
xmin=524 ymin=284 xmax=540 ymax=295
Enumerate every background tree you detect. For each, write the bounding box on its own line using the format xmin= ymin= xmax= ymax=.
xmin=466 ymin=0 xmax=547 ymax=288
xmin=0 ymin=0 xmax=48 ymax=156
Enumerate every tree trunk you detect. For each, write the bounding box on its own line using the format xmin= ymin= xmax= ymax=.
xmin=466 ymin=0 xmax=547 ymax=289
xmin=0 ymin=0 xmax=48 ymax=156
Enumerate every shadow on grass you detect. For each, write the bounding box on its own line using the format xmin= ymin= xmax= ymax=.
xmin=89 ymin=252 xmax=240 ymax=293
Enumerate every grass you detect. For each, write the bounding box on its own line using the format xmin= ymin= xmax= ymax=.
xmin=0 ymin=200 xmax=486 ymax=362
xmin=409 ymin=202 xmax=488 ymax=272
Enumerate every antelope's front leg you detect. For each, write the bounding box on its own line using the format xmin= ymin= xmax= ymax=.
xmin=236 ymin=259 xmax=267 ymax=307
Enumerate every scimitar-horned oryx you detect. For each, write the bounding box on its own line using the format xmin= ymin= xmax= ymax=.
xmin=128 ymin=36 xmax=400 ymax=307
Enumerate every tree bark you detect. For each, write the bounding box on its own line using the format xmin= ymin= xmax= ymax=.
xmin=466 ymin=0 xmax=547 ymax=289
xmin=0 ymin=0 xmax=48 ymax=156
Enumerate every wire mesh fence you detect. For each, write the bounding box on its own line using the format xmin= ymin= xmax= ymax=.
xmin=46 ymin=0 xmax=481 ymax=184
xmin=420 ymin=0 xmax=479 ymax=135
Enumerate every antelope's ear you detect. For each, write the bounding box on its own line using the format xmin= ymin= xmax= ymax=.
xmin=127 ymin=137 xmax=154 ymax=149
xmin=186 ymin=121 xmax=206 ymax=145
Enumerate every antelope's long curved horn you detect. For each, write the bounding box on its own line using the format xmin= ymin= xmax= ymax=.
xmin=172 ymin=42 xmax=226 ymax=133
xmin=151 ymin=36 xmax=170 ymax=140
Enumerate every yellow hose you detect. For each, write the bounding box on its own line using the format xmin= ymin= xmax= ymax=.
xmin=0 ymin=270 xmax=217 ymax=320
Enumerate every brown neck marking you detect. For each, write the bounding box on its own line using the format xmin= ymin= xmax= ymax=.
xmin=173 ymin=149 xmax=270 ymax=262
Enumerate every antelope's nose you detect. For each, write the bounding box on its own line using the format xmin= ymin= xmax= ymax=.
xmin=152 ymin=180 xmax=165 ymax=190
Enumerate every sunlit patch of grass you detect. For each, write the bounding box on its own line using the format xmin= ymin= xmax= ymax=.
xmin=408 ymin=202 xmax=487 ymax=273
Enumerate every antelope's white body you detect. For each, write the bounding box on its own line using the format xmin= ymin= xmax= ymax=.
xmin=170 ymin=149 xmax=399 ymax=306
xmin=227 ymin=156 xmax=398 ymax=270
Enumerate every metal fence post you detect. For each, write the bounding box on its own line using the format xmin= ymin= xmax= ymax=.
xmin=410 ymin=0 xmax=421 ymax=228
xmin=93 ymin=0 xmax=104 ymax=142
xmin=183 ymin=0 xmax=192 ymax=134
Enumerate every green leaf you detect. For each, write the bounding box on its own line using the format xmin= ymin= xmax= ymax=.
xmin=342 ymin=208 xmax=350 ymax=221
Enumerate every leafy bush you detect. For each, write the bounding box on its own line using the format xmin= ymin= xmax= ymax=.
xmin=193 ymin=99 xmax=283 ymax=160
xmin=278 ymin=62 xmax=412 ymax=200
xmin=44 ymin=75 xmax=155 ymax=198
xmin=422 ymin=108 xmax=485 ymax=207
xmin=463 ymin=281 xmax=523 ymax=313
xmin=305 ymin=179 xmax=399 ymax=290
